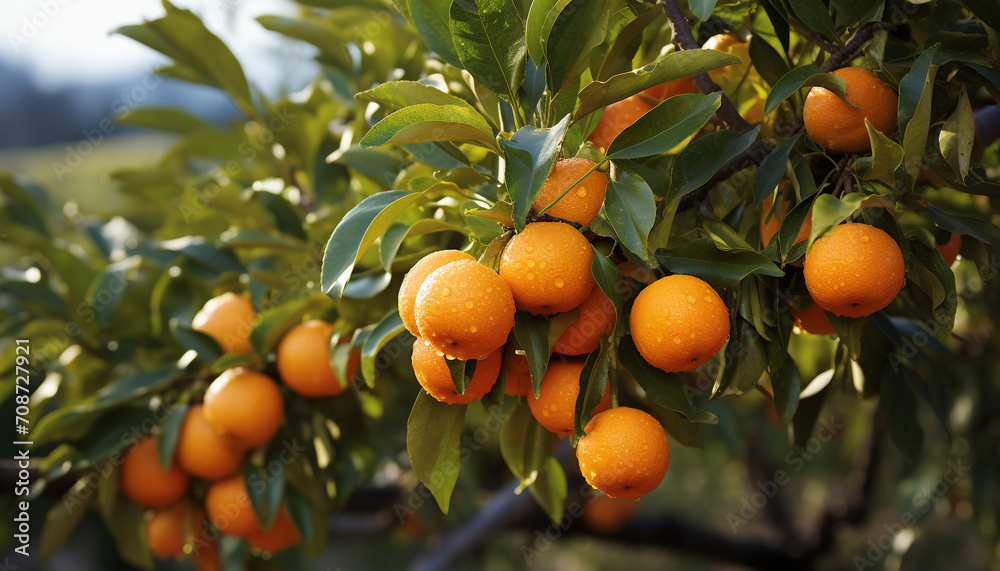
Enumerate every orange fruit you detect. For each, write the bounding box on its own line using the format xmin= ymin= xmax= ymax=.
xmin=120 ymin=436 xmax=189 ymax=508
xmin=617 ymin=262 xmax=655 ymax=285
xmin=499 ymin=222 xmax=595 ymax=315
xmin=531 ymin=158 xmax=608 ymax=226
xmin=204 ymin=475 xmax=261 ymax=537
xmin=191 ymin=539 xmax=220 ymax=571
xmin=937 ymin=232 xmax=961 ymax=266
xmin=414 ymin=259 xmax=515 ymax=360
xmin=790 ymin=298 xmax=836 ymax=335
xmin=804 ymin=223 xmax=905 ymax=318
xmin=702 ymin=33 xmax=750 ymax=83
xmin=246 ymin=508 xmax=301 ymax=554
xmin=277 ymin=320 xmax=358 ymax=397
xmin=411 ymin=338 xmax=501 ymax=404
xmin=192 ymin=292 xmax=256 ymax=354
xmin=204 ymin=368 xmax=284 ymax=449
xmin=760 ymin=193 xmax=812 ymax=247
xmin=552 ymin=284 xmax=616 ymax=356
xmin=576 ymin=406 xmax=669 ymax=499
xmin=642 ymin=76 xmax=699 ymax=102
xmin=147 ymin=503 xmax=199 ymax=559
xmin=398 ymin=250 xmax=475 ymax=335
xmin=582 ymin=494 xmax=640 ymax=534
xmin=527 ymin=358 xmax=611 ymax=435
xmin=629 ymin=275 xmax=730 ymax=373
xmin=503 ymin=343 xmax=533 ymax=397
xmin=587 ymin=95 xmax=654 ymax=152
xmin=176 ymin=404 xmax=245 ymax=480
xmin=803 ymin=67 xmax=898 ymax=155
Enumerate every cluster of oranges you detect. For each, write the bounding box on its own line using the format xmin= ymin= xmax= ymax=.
xmin=120 ymin=292 xmax=362 ymax=565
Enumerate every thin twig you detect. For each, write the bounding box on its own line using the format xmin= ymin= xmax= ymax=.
xmin=789 ymin=17 xmax=839 ymax=54
xmin=822 ymin=21 xmax=906 ymax=72
xmin=831 ymin=156 xmax=855 ymax=197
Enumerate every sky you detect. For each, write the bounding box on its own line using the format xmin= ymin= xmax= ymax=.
xmin=0 ymin=0 xmax=312 ymax=92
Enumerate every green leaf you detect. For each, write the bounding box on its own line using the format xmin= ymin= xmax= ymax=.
xmin=806 ymin=193 xmax=866 ymax=249
xmin=407 ymin=0 xmax=463 ymax=67
xmin=115 ymin=2 xmax=253 ymax=114
xmin=939 ymin=86 xmax=975 ymax=180
xmin=779 ymin=194 xmax=817 ymax=261
xmin=927 ymin=207 xmax=1000 ymax=253
xmin=573 ymin=345 xmax=610 ymax=441
xmin=361 ymin=310 xmax=407 ymax=387
xmin=117 ymin=107 xmax=211 ymax=134
xmin=770 ymin=358 xmax=800 ymax=424
xmin=249 ymin=293 xmax=328 ymax=356
xmin=764 ymin=64 xmax=850 ymax=115
xmin=512 ymin=310 xmax=551 ymax=398
xmin=406 ymin=391 xmax=467 ymax=513
xmin=499 ymin=115 xmax=570 ymax=232
xmin=321 ymin=191 xmax=425 ymax=302
xmin=589 ymin=246 xmax=625 ymax=338
xmin=500 ymin=402 xmax=556 ymax=490
xmin=449 ymin=0 xmax=527 ymax=102
xmin=156 ymin=402 xmax=188 ymax=470
xmin=715 ymin=319 xmax=767 ymax=398
xmin=859 ymin=118 xmax=904 ymax=183
xmin=525 ymin=0 xmax=571 ymax=65
xmin=606 ymin=93 xmax=721 ymax=159
xmin=753 ymin=135 xmax=799 ymax=205
xmin=748 ymin=34 xmax=790 ymax=87
xmin=619 ymin=338 xmax=718 ymax=423
xmin=103 ymin=491 xmax=153 ymax=569
xmin=527 ymin=457 xmax=567 ymax=523
xmin=604 ymin=162 xmax=655 ymax=261
xmin=356 ymin=80 xmax=473 ymax=112
xmin=39 ymin=479 xmax=97 ymax=562
xmin=574 ymin=49 xmax=740 ymax=120
xmin=909 ymin=242 xmax=958 ymax=343
xmin=256 ymin=16 xmax=350 ymax=68
xmin=898 ymin=46 xmax=938 ymax=178
xmin=446 ymin=358 xmax=478 ymax=395
xmin=245 ymin=444 xmax=287 ymax=531
xmin=666 ymin=126 xmax=760 ymax=205
xmin=689 ymin=0 xmax=718 ymax=20
xmin=880 ymin=366 xmax=923 ymax=460
xmin=655 ymin=238 xmax=783 ymax=288
xmin=545 ymin=0 xmax=610 ymax=89
xmin=254 ymin=192 xmax=307 ymax=241
xmin=359 ymin=104 xmax=498 ymax=152
xmin=171 ymin=322 xmax=222 ymax=361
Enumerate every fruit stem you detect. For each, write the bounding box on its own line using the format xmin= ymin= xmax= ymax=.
xmin=535 ymin=160 xmax=605 ymax=217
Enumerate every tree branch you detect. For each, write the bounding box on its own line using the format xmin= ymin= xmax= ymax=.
xmin=821 ymin=21 xmax=906 ymax=72
xmin=789 ymin=18 xmax=839 ymax=54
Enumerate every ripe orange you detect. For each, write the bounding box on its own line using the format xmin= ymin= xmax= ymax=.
xmin=527 ymin=358 xmax=611 ymax=435
xmin=503 ymin=343 xmax=533 ymax=396
xmin=643 ymin=76 xmax=699 ymax=102
xmin=246 ymin=508 xmax=301 ymax=554
xmin=803 ymin=223 xmax=905 ymax=318
xmin=790 ymin=298 xmax=836 ymax=335
xmin=191 ymin=540 xmax=220 ymax=571
xmin=411 ymin=338 xmax=501 ymax=404
xmin=204 ymin=368 xmax=284 ymax=448
xmin=120 ymin=436 xmax=189 ymax=508
xmin=803 ymin=67 xmax=898 ymax=155
xmin=702 ymin=33 xmax=750 ymax=84
xmin=587 ymin=95 xmax=654 ymax=152
xmin=629 ymin=275 xmax=730 ymax=373
xmin=176 ymin=404 xmax=245 ymax=480
xmin=499 ymin=222 xmax=595 ymax=315
xmin=582 ymin=494 xmax=640 ymax=534
xmin=398 ymin=250 xmax=475 ymax=335
xmin=576 ymin=406 xmax=669 ymax=499
xmin=531 ymin=158 xmax=608 ymax=226
xmin=277 ymin=320 xmax=358 ymax=397
xmin=192 ymin=292 xmax=256 ymax=354
xmin=552 ymin=284 xmax=616 ymax=356
xmin=617 ymin=262 xmax=655 ymax=285
xmin=937 ymin=232 xmax=962 ymax=266
xmin=147 ymin=503 xmax=196 ymax=559
xmin=204 ymin=475 xmax=261 ymax=537
xmin=414 ymin=259 xmax=515 ymax=360
xmin=760 ymin=193 xmax=812 ymax=247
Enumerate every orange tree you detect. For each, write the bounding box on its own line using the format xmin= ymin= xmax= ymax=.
xmin=2 ymin=0 xmax=1000 ymax=569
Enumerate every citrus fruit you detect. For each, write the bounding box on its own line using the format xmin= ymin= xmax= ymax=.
xmin=790 ymin=298 xmax=836 ymax=335
xmin=277 ymin=320 xmax=358 ymax=397
xmin=499 ymin=222 xmax=595 ymax=315
xmin=642 ymin=76 xmax=699 ymax=101
xmin=803 ymin=67 xmax=898 ymax=154
xmin=702 ymin=33 xmax=751 ymax=85
xmin=937 ymin=232 xmax=962 ymax=266
xmin=531 ymin=158 xmax=608 ymax=226
xmin=576 ymin=406 xmax=669 ymax=499
xmin=147 ymin=503 xmax=198 ymax=559
xmin=587 ymin=95 xmax=654 ymax=152
xmin=204 ymin=475 xmax=261 ymax=537
xmin=629 ymin=274 xmax=730 ymax=373
xmin=414 ymin=259 xmax=515 ymax=360
xmin=803 ymin=223 xmax=905 ymax=318
xmin=120 ymin=436 xmax=189 ymax=508
xmin=527 ymin=358 xmax=611 ymax=435
xmin=617 ymin=262 xmax=655 ymax=285
xmin=246 ymin=508 xmax=301 ymax=554
xmin=411 ymin=338 xmax=501 ymax=404
xmin=176 ymin=404 xmax=245 ymax=480
xmin=192 ymin=292 xmax=256 ymax=354
xmin=204 ymin=368 xmax=284 ymax=448
xmin=760 ymin=193 xmax=812 ymax=247
xmin=552 ymin=284 xmax=616 ymax=356
xmin=398 ymin=250 xmax=475 ymax=335
xmin=191 ymin=540 xmax=220 ymax=571
xmin=503 ymin=342 xmax=533 ymax=397
xmin=582 ymin=494 xmax=640 ymax=534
